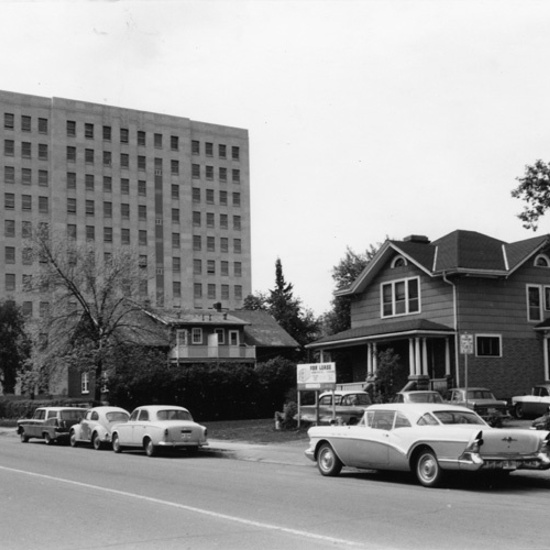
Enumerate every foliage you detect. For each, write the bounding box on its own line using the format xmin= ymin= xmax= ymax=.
xmin=255 ymin=357 xmax=297 ymax=416
xmin=321 ymin=244 xmax=380 ymax=335
xmin=373 ymin=348 xmax=401 ymax=402
xmin=0 ymin=301 xmax=31 ymax=393
xmin=242 ymin=293 xmax=268 ymax=310
xmin=26 ymin=226 xmax=165 ymax=401
xmin=265 ymin=258 xmax=320 ymax=348
xmin=0 ymin=397 xmax=89 ymax=420
xmin=107 ymin=351 xmax=297 ymax=422
xmin=511 ymin=159 xmax=550 ymax=230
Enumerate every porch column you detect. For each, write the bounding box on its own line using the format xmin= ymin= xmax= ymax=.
xmin=445 ymin=338 xmax=451 ymax=376
xmin=367 ymin=343 xmax=373 ymax=376
xmin=409 ymin=338 xmax=415 ymax=376
xmin=372 ymin=343 xmax=378 ymax=376
xmin=544 ymin=335 xmax=550 ymax=381
xmin=422 ymin=338 xmax=428 ymax=376
xmin=415 ymin=338 xmax=422 ymax=376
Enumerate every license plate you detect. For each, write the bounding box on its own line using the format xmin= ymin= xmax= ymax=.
xmin=181 ymin=432 xmax=191 ymax=440
xmin=502 ymin=460 xmax=517 ymax=469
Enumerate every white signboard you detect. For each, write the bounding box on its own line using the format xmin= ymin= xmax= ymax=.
xmin=297 ymin=362 xmax=336 ymax=390
xmin=460 ymin=333 xmax=474 ymax=355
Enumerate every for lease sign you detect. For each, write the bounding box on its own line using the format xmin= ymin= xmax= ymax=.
xmin=297 ymin=362 xmax=336 ymax=390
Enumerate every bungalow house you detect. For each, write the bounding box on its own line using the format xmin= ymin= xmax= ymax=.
xmin=307 ymin=230 xmax=550 ymax=399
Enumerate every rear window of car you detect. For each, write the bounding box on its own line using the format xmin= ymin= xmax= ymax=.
xmin=106 ymin=412 xmax=129 ymax=423
xmin=156 ymin=409 xmax=192 ymax=421
xmin=433 ymin=411 xmax=485 ymax=425
xmin=60 ymin=410 xmax=85 ymax=421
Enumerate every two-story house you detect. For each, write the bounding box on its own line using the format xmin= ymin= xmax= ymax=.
xmin=307 ymin=230 xmax=550 ymax=398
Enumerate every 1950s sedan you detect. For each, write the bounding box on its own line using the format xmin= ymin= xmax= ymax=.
xmin=70 ymin=406 xmax=130 ymax=450
xmin=111 ymin=405 xmax=208 ymax=457
xmin=305 ymin=404 xmax=550 ymax=487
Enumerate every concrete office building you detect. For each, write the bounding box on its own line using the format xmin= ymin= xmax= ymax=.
xmin=0 ymin=90 xmax=251 ymax=316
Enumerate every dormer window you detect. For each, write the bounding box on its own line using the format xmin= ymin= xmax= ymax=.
xmin=391 ymin=255 xmax=408 ymax=268
xmin=534 ymin=254 xmax=550 ymax=267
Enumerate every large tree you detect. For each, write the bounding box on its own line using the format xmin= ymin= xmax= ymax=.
xmin=321 ymin=244 xmax=379 ymax=335
xmin=244 ymin=259 xmax=319 ymax=350
xmin=511 ymin=159 xmax=550 ymax=230
xmin=0 ymin=301 xmax=31 ymax=393
xmin=27 ymin=226 xmax=167 ymax=401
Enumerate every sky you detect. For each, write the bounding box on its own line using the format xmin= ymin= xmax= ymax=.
xmin=2 ymin=0 xmax=550 ymax=315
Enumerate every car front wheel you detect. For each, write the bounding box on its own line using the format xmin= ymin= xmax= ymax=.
xmin=415 ymin=449 xmax=443 ymax=488
xmin=317 ymin=442 xmax=342 ymax=476
xmin=20 ymin=431 xmax=29 ymax=443
xmin=514 ymin=404 xmax=524 ymax=419
xmin=92 ymin=433 xmax=103 ymax=451
xmin=44 ymin=433 xmax=53 ymax=445
xmin=112 ymin=434 xmax=122 ymax=453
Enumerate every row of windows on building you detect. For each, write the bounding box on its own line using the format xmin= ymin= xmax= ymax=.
xmin=3 ymin=219 xmax=243 ymax=252
xmin=5 ymin=248 xmax=244 ymax=280
xmin=2 ymin=140 xmax=242 ymax=184
xmin=4 ymin=166 xmax=49 ymax=186
xmin=3 ymin=140 xmax=49 ymax=159
xmin=8 ymin=281 xmax=244 ymax=315
xmin=63 ymin=173 xmax=243 ymax=205
xmin=3 ymin=113 xmax=242 ymax=161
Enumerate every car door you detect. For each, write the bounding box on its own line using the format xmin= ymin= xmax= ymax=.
xmin=80 ymin=410 xmax=93 ymax=442
xmin=131 ymin=409 xmax=150 ymax=445
xmin=117 ymin=409 xmax=138 ymax=446
xmin=343 ymin=410 xmax=395 ymax=468
xmin=27 ymin=409 xmax=45 ymax=437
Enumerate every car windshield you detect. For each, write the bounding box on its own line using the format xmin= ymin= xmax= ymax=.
xmin=156 ymin=409 xmax=192 ymax=421
xmin=433 ymin=410 xmax=485 ymax=425
xmin=467 ymin=390 xmax=495 ymax=399
xmin=60 ymin=410 xmax=85 ymax=421
xmin=106 ymin=412 xmax=129 ymax=423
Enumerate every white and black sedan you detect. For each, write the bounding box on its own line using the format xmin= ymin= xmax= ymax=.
xmin=305 ymin=404 xmax=550 ymax=487
xmin=111 ymin=405 xmax=208 ymax=457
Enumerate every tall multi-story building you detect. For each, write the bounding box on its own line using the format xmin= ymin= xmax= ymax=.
xmin=0 ymin=90 xmax=251 ymax=316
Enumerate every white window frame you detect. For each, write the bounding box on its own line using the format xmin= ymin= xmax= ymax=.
xmin=475 ymin=334 xmax=502 ymax=358
xmin=176 ymin=329 xmax=188 ymax=346
xmin=390 ymin=255 xmax=408 ymax=268
xmin=81 ymin=372 xmax=90 ymax=394
xmin=380 ymin=276 xmax=420 ymax=318
xmin=215 ymin=328 xmax=225 ymax=345
xmin=527 ymin=284 xmax=546 ymax=322
xmin=229 ymin=330 xmax=239 ymax=346
xmin=192 ymin=328 xmax=203 ymax=344
xmin=534 ymin=254 xmax=550 ymax=267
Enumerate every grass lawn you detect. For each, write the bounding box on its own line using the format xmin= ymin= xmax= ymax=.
xmin=204 ymin=418 xmax=310 ymax=444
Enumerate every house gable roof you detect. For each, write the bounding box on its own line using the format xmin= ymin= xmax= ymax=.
xmin=337 ymin=230 xmax=550 ymax=297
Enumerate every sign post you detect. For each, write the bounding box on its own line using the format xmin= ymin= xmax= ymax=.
xmin=296 ymin=362 xmax=336 ymax=427
xmin=460 ymin=332 xmax=474 ymax=397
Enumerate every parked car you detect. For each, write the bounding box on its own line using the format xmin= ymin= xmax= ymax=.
xmin=532 ymin=407 xmax=550 ymax=430
xmin=305 ymin=403 xmax=550 ymax=488
xmin=511 ymin=384 xmax=550 ymax=419
xmin=446 ymin=387 xmax=508 ymax=426
xmin=70 ymin=406 xmax=130 ymax=450
xmin=111 ymin=405 xmax=208 ymax=457
xmin=298 ymin=391 xmax=372 ymax=425
xmin=17 ymin=407 xmax=86 ymax=445
xmin=392 ymin=391 xmax=443 ymax=404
